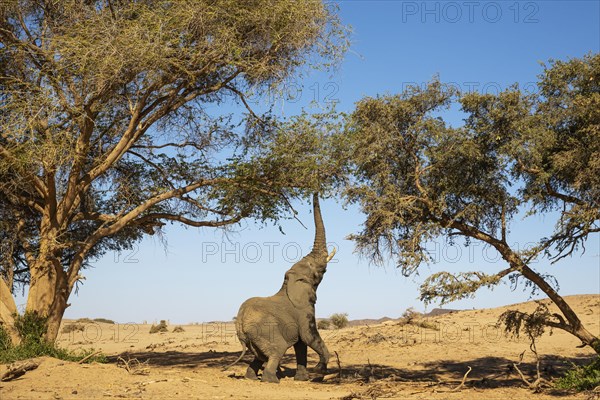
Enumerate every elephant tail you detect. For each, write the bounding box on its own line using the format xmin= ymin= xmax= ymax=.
xmin=222 ymin=341 xmax=247 ymax=371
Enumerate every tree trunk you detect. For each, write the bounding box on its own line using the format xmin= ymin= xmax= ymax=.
xmin=0 ymin=278 xmax=20 ymax=346
xmin=518 ymin=264 xmax=600 ymax=355
xmin=26 ymin=257 xmax=70 ymax=343
xmin=492 ymin=240 xmax=600 ymax=355
xmin=453 ymin=219 xmax=600 ymax=356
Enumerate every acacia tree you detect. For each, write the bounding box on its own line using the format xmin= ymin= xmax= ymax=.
xmin=343 ymin=54 xmax=600 ymax=354
xmin=0 ymin=0 xmax=346 ymax=343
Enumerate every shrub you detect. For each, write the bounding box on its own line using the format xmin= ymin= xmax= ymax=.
xmin=14 ymin=312 xmax=48 ymax=345
xmin=0 ymin=324 xmax=12 ymax=351
xmin=61 ymin=323 xmax=85 ymax=334
xmin=399 ymin=307 xmax=421 ymax=325
xmin=172 ymin=326 xmax=185 ymax=333
xmin=0 ymin=313 xmax=106 ymax=364
xmin=555 ymin=358 xmax=600 ymax=392
xmin=93 ymin=318 xmax=115 ymax=324
xmin=330 ymin=313 xmax=349 ymax=329
xmin=317 ymin=319 xmax=331 ymax=330
xmin=414 ymin=319 xmax=438 ymax=330
xmin=398 ymin=308 xmax=436 ymax=329
xmin=149 ymin=320 xmax=168 ymax=334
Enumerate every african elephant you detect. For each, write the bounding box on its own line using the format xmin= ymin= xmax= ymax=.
xmin=225 ymin=193 xmax=336 ymax=383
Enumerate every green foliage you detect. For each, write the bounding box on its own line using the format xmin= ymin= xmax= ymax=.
xmin=555 ymin=358 xmax=600 ymax=392
xmin=0 ymin=342 xmax=107 ymax=364
xmin=420 ymin=271 xmax=504 ymax=305
xmin=14 ymin=312 xmax=48 ymax=345
xmin=149 ymin=320 xmax=169 ymax=334
xmin=0 ymin=313 xmax=106 ymax=364
xmin=0 ymin=324 xmax=11 ymax=351
xmin=317 ymin=319 xmax=331 ymax=330
xmin=343 ymin=54 xmax=599 ymax=276
xmin=329 ymin=313 xmax=348 ymax=329
xmin=498 ymin=302 xmax=553 ymax=341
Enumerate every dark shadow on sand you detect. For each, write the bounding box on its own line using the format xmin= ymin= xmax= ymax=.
xmin=108 ymin=349 xmax=596 ymax=393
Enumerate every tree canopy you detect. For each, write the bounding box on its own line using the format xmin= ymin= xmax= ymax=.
xmin=0 ymin=0 xmax=347 ymax=342
xmin=342 ymin=54 xmax=600 ymax=353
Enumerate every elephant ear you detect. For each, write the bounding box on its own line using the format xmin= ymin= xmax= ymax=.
xmin=286 ymin=272 xmax=316 ymax=309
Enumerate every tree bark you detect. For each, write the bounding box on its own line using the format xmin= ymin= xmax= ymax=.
xmin=448 ymin=219 xmax=600 ymax=355
xmin=25 ymin=256 xmax=70 ymax=343
xmin=517 ymin=264 xmax=600 ymax=355
xmin=491 ymin=236 xmax=600 ymax=355
xmin=0 ymin=278 xmax=20 ymax=346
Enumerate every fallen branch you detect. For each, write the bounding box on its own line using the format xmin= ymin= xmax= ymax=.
xmin=1 ymin=360 xmax=40 ymax=381
xmin=322 ymin=351 xmax=343 ymax=382
xmin=450 ymin=366 xmax=472 ymax=392
xmin=78 ymin=350 xmax=102 ymax=364
xmin=512 ymin=339 xmax=550 ymax=392
xmin=117 ymin=356 xmax=150 ymax=375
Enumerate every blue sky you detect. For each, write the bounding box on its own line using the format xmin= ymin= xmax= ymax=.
xmin=18 ymin=1 xmax=599 ymax=324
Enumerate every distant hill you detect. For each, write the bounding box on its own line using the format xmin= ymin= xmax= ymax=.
xmin=344 ymin=309 xmax=462 ymax=327
xmin=347 ymin=317 xmax=394 ymax=327
xmin=423 ymin=308 xmax=462 ymax=317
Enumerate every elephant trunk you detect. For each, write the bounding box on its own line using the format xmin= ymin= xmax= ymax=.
xmin=310 ymin=193 xmax=327 ymax=260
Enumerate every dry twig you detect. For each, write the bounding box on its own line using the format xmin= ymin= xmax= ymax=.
xmin=78 ymin=350 xmax=102 ymax=364
xmin=450 ymin=366 xmax=472 ymax=392
xmin=117 ymin=356 xmax=150 ymax=375
xmin=1 ymin=360 xmax=40 ymax=381
xmin=323 ymin=351 xmax=343 ymax=382
xmin=512 ymin=339 xmax=550 ymax=391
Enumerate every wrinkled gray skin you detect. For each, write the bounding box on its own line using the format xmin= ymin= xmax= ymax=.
xmin=230 ymin=194 xmax=335 ymax=383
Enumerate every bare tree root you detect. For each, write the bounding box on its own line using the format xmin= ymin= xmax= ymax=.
xmin=512 ymin=339 xmax=551 ymax=392
xmin=450 ymin=366 xmax=472 ymax=392
xmin=1 ymin=360 xmax=40 ymax=381
xmin=116 ymin=356 xmax=150 ymax=375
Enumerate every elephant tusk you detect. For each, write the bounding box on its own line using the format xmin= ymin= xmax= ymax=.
xmin=326 ymin=247 xmax=337 ymax=263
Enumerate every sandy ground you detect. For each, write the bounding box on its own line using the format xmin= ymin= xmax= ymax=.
xmin=1 ymin=294 xmax=599 ymax=399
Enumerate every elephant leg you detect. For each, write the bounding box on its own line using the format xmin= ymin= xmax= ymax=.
xmin=245 ymin=357 xmax=263 ymax=380
xmin=262 ymin=355 xmax=282 ymax=384
xmin=300 ymin=319 xmax=330 ymax=373
xmin=306 ymin=335 xmax=329 ymax=373
xmin=293 ymin=341 xmax=309 ymax=381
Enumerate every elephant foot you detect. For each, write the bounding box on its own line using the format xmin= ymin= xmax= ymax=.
xmin=261 ymin=371 xmax=280 ymax=384
xmin=295 ymin=366 xmax=309 ymax=381
xmin=315 ymin=362 xmax=327 ymax=374
xmin=245 ymin=366 xmax=259 ymax=380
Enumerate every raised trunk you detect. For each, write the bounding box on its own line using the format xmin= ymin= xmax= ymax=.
xmin=0 ymin=278 xmax=20 ymax=346
xmin=309 ymin=193 xmax=327 ymax=260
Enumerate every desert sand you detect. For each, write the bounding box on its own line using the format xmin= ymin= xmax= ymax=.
xmin=1 ymin=294 xmax=598 ymax=399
